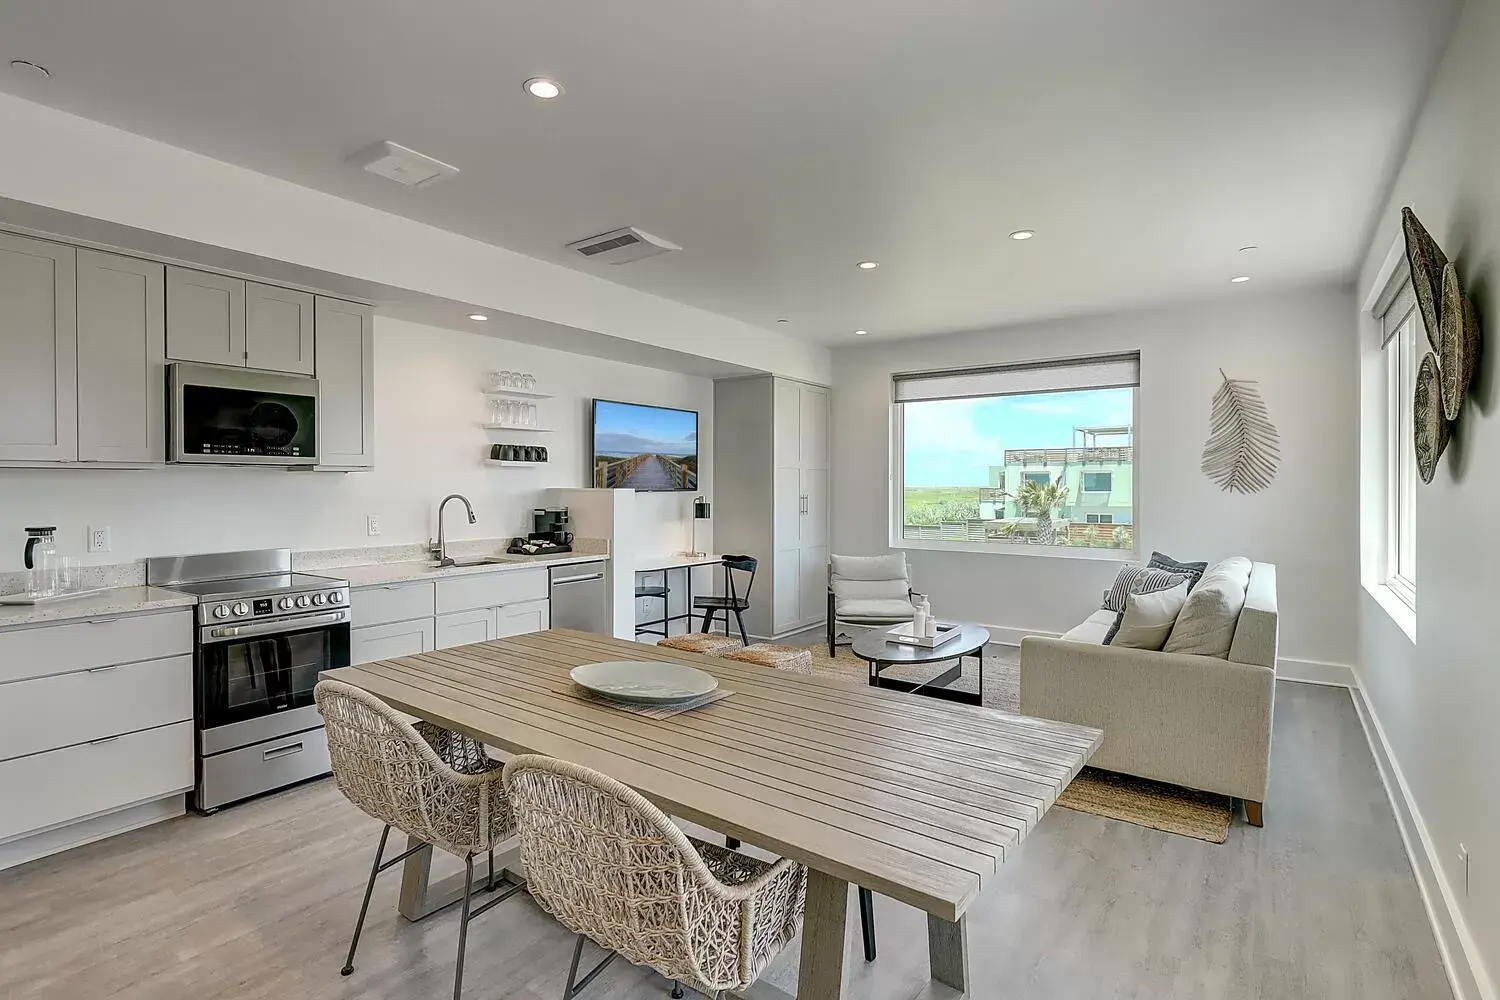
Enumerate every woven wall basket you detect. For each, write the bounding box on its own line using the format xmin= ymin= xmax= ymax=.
xmin=1439 ymin=262 xmax=1481 ymax=422
xmin=1403 ymin=207 xmax=1447 ymax=353
xmin=1414 ymin=351 xmax=1450 ymax=484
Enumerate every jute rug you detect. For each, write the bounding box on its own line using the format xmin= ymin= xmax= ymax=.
xmin=799 ymin=640 xmax=1234 ymax=843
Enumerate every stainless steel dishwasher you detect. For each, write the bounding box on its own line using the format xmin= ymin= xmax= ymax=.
xmin=548 ymin=561 xmax=608 ymax=633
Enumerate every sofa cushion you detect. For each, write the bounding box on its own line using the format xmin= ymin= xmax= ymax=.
xmin=1061 ymin=609 xmax=1119 ymax=645
xmin=1162 ymin=557 xmax=1252 ymax=658
xmin=1147 ymin=551 xmax=1209 ymax=591
xmin=829 ymin=553 xmax=911 ymax=604
xmin=1102 ymin=565 xmax=1191 ymax=613
xmin=835 ymin=598 xmax=916 ymax=622
xmin=1110 ymin=581 xmax=1190 ymax=650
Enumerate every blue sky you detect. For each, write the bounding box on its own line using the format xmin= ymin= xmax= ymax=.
xmin=904 ymin=388 xmax=1133 ymax=487
xmin=594 ymin=400 xmax=699 ymax=458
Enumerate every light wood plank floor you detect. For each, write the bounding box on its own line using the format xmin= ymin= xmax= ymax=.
xmin=0 ymin=682 xmax=1450 ymax=1000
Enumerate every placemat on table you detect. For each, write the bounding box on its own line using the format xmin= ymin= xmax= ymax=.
xmin=565 ymin=684 xmax=735 ymax=718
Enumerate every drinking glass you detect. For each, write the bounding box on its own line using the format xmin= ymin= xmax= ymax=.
xmin=523 ymin=373 xmax=536 ymax=391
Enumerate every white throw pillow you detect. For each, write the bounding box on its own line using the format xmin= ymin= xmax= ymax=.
xmin=1111 ymin=581 xmax=1190 ymax=650
xmin=1162 ymin=557 xmax=1252 ymax=657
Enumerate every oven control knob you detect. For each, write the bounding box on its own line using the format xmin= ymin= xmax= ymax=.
xmin=278 ymin=597 xmax=293 ymax=611
xmin=295 ymin=594 xmax=310 ymax=608
xmin=212 ymin=604 xmax=231 ymax=619
xmin=232 ymin=602 xmax=250 ymax=617
xmin=311 ymin=592 xmax=326 ymax=606
xmin=328 ymin=591 xmax=345 ymax=605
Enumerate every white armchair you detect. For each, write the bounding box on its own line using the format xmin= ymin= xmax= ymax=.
xmin=826 ymin=553 xmax=917 ymax=656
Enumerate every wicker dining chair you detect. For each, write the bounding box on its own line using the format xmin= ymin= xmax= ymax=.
xmin=502 ymin=754 xmax=807 ymax=999
xmin=315 ymin=680 xmax=524 ymax=1000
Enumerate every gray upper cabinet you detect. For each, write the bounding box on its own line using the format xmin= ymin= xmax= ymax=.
xmin=166 ymin=266 xmax=245 ymax=366
xmin=314 ymin=296 xmax=375 ymax=469
xmin=76 ymin=250 xmax=166 ymax=464
xmin=246 ymin=281 xmax=314 ymax=375
xmin=0 ymin=233 xmax=77 ymax=462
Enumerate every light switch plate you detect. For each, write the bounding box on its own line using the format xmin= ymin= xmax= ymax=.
xmin=87 ymin=526 xmax=111 ymax=553
xmin=366 ymin=515 xmax=381 ymax=537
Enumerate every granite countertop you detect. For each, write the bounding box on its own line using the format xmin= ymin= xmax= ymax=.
xmin=331 ymin=552 xmax=608 ymax=589
xmin=0 ymin=586 xmax=198 ymax=631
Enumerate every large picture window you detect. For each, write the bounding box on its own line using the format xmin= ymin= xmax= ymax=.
xmin=892 ymin=353 xmax=1139 ymax=553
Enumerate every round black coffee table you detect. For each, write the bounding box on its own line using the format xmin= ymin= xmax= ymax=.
xmin=850 ymin=623 xmax=991 ymax=706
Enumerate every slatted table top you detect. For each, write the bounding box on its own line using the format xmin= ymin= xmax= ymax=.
xmin=322 ymin=629 xmax=1101 ymax=922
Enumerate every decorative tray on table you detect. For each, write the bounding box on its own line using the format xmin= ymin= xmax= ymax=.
xmin=885 ymin=622 xmax=962 ymax=649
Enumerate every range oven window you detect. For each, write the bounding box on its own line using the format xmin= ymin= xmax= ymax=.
xmin=181 ymin=383 xmax=317 ymax=460
xmin=200 ymin=623 xmax=349 ymax=730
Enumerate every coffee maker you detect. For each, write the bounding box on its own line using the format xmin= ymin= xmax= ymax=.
xmin=530 ymin=507 xmax=574 ymax=547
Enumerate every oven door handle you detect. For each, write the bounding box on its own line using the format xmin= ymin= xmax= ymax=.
xmin=202 ymin=610 xmax=347 ymax=643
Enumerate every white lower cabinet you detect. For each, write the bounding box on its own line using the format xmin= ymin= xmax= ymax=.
xmin=351 ymin=617 xmax=436 ymax=664
xmin=496 ymin=598 xmax=550 ymax=638
xmin=0 ymin=610 xmax=195 ymax=856
xmin=352 ymin=570 xmax=554 ymax=663
xmin=435 ymin=608 xmax=495 ymax=650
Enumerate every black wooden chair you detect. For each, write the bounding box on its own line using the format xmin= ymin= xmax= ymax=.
xmin=633 ymin=571 xmax=671 ymax=638
xmin=691 ymin=555 xmax=756 ymax=646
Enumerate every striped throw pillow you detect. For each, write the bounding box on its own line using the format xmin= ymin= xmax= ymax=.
xmin=1102 ymin=565 xmax=1191 ymax=613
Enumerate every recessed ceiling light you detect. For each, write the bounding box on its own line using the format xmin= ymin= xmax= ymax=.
xmin=1009 ymin=230 xmax=1036 ymax=241
xmin=857 ymin=261 xmax=880 ymax=270
xmin=854 ymin=329 xmax=869 ymax=336
xmin=468 ymin=313 xmax=489 ymax=321
xmin=775 ymin=318 xmax=790 ymax=324
xmin=523 ymin=78 xmax=563 ymax=100
xmin=10 ymin=60 xmax=50 ymax=79
xmin=1230 ymin=275 xmax=1251 ymax=283
xmin=1238 ymin=245 xmax=1258 ymax=253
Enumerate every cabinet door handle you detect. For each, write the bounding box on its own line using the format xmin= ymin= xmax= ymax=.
xmin=87 ymin=664 xmax=120 ymax=673
xmin=262 ymin=741 xmax=305 ymax=761
xmin=89 ymin=735 xmax=121 ymax=746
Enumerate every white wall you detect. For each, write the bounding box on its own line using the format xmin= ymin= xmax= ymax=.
xmin=1354 ymin=0 xmax=1500 ymax=994
xmin=0 ymin=316 xmax=712 ymax=572
xmin=831 ymin=284 xmax=1358 ymax=669
xmin=0 ymin=93 xmax=829 ymax=385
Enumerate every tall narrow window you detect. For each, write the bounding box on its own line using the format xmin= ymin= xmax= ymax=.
xmin=1378 ymin=274 xmax=1418 ymax=608
xmin=892 ymin=353 xmax=1139 ymax=553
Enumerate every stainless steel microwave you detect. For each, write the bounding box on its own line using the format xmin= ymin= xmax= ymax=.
xmin=168 ymin=363 xmax=320 ymax=466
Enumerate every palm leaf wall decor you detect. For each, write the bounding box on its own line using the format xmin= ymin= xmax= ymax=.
xmin=1201 ymin=370 xmax=1280 ymax=494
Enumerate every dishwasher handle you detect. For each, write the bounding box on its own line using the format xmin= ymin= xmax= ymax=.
xmin=551 ymin=572 xmax=605 ymax=586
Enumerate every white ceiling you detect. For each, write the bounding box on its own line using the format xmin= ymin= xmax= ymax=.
xmin=0 ymin=0 xmax=1458 ymax=344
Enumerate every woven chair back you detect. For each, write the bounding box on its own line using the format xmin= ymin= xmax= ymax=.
xmin=314 ymin=680 xmax=510 ymax=856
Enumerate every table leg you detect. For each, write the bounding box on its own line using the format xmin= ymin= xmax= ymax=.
xmin=398 ymin=835 xmax=525 ymax=922
xmin=796 ymin=868 xmax=850 ymax=999
xmin=927 ymin=914 xmax=970 ymax=992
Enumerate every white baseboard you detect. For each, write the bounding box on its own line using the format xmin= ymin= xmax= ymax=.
xmin=0 ymin=794 xmax=186 ymax=872
xmin=1275 ymin=657 xmax=1357 ymax=687
xmin=977 ymin=623 xmax=1059 ymax=647
xmin=1351 ymin=678 xmax=1495 ymax=1000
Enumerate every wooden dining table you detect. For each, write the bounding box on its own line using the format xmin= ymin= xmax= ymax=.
xmin=321 ymin=629 xmax=1101 ymax=1000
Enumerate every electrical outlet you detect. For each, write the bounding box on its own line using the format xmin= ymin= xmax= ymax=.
xmin=366 ymin=515 xmax=381 ymax=537
xmin=87 ymin=526 xmax=111 ymax=553
xmin=1459 ymin=844 xmax=1470 ymax=896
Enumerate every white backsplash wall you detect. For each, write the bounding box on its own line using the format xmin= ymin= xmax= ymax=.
xmin=0 ymin=315 xmax=713 ymax=572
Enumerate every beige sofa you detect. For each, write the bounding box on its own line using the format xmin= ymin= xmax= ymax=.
xmin=1019 ymin=561 xmax=1277 ymax=825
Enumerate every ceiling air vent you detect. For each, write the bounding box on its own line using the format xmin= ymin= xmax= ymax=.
xmin=566 ymin=227 xmax=681 ymax=264
xmin=349 ymin=140 xmax=459 ymax=189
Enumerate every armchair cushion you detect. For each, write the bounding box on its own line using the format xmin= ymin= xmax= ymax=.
xmin=829 ymin=553 xmax=912 ymax=606
xmin=835 ymin=597 xmax=917 ymax=622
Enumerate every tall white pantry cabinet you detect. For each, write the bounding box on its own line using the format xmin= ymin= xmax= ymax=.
xmin=713 ymin=376 xmax=830 ymax=639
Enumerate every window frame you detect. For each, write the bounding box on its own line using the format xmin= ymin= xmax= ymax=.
xmin=1081 ymin=470 xmax=1113 ymax=493
xmin=1085 ymin=513 xmax=1115 ymax=525
xmin=1383 ymin=292 xmax=1419 ymax=611
xmin=888 ymin=354 xmax=1141 ymax=561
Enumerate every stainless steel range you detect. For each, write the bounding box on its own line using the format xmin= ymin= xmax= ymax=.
xmin=148 ymin=549 xmax=350 ymax=812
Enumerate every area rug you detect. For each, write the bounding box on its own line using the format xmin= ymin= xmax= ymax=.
xmin=797 ymin=639 xmax=1234 ymax=843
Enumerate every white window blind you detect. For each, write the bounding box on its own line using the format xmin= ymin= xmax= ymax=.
xmin=892 ymin=353 xmax=1140 ymax=403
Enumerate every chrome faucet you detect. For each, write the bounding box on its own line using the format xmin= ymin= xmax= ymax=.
xmin=429 ymin=494 xmax=476 ymax=567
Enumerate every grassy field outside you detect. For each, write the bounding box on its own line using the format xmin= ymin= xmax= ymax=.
xmin=903 ymin=486 xmax=984 ymax=525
